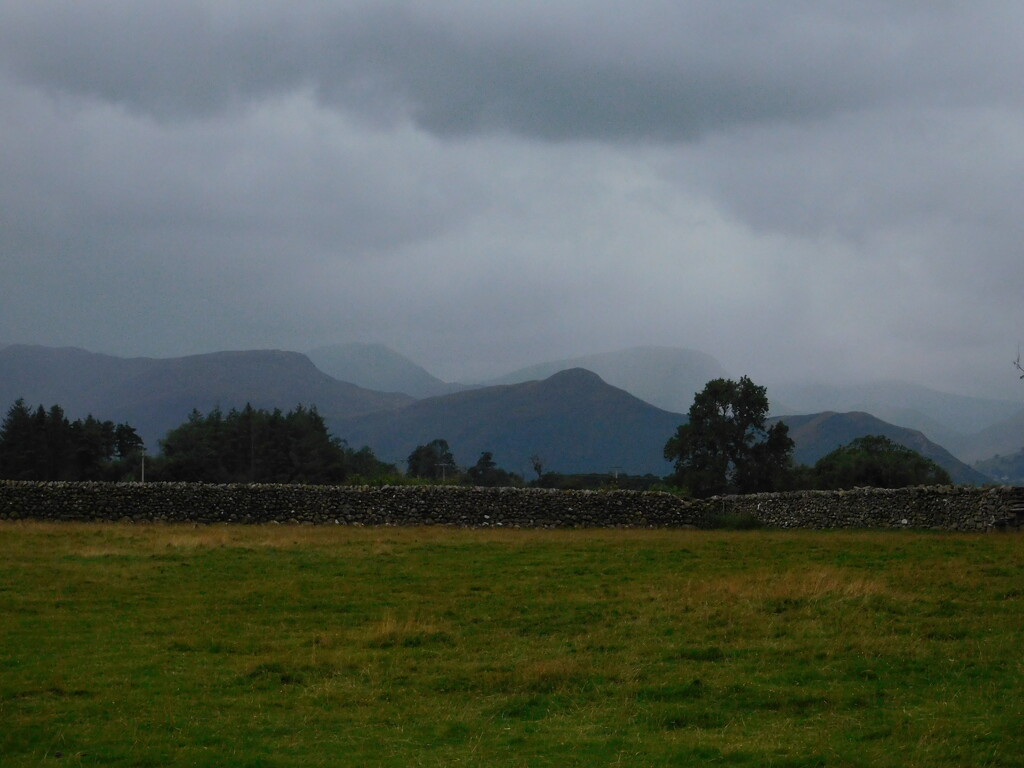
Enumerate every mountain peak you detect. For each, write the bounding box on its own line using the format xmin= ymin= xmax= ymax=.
xmin=485 ymin=345 xmax=729 ymax=412
xmin=0 ymin=345 xmax=413 ymax=449
xmin=541 ymin=367 xmax=606 ymax=387
xmin=334 ymin=364 xmax=685 ymax=475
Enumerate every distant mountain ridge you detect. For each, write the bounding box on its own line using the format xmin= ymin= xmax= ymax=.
xmin=0 ymin=344 xmax=412 ymax=449
xmin=769 ymin=380 xmax=1021 ymax=432
xmin=769 ymin=379 xmax=1023 ymax=462
xmin=954 ymin=412 xmax=1024 ymax=464
xmin=974 ymin=448 xmax=1024 ymax=485
xmin=1 ymin=341 xmax=1017 ymax=479
xmin=776 ymin=411 xmax=989 ymax=486
xmin=308 ymin=343 xmax=468 ymax=398
xmin=483 ymin=346 xmax=730 ymax=414
xmin=332 ymin=368 xmax=684 ymax=476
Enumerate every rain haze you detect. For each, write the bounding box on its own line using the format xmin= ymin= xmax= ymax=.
xmin=3 ymin=1 xmax=1024 ymax=399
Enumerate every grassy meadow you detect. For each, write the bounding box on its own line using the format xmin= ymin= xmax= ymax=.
xmin=2 ymin=522 xmax=1023 ymax=767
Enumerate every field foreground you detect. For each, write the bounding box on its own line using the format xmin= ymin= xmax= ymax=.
xmin=2 ymin=523 xmax=1022 ymax=767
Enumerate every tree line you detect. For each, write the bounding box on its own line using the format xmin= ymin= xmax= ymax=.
xmin=0 ymin=400 xmax=144 ymax=481
xmin=155 ymin=405 xmax=396 ymax=484
xmin=1 ymin=378 xmax=953 ymax=493
xmin=0 ymin=400 xmax=396 ymax=485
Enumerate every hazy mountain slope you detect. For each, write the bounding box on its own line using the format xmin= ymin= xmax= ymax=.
xmin=770 ymin=380 xmax=1021 ymax=437
xmin=0 ymin=345 xmax=155 ymax=415
xmin=308 ymin=343 xmax=467 ymax=398
xmin=953 ymin=410 xmax=1024 ymax=463
xmin=333 ymin=368 xmax=685 ymax=476
xmin=973 ymin=448 xmax=1024 ymax=485
xmin=0 ymin=345 xmax=412 ymax=449
xmin=484 ymin=346 xmax=729 ymax=413
xmin=777 ymin=411 xmax=989 ymax=485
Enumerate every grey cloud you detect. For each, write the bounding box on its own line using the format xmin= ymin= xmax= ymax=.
xmin=0 ymin=73 xmax=483 ymax=261
xmin=0 ymin=1 xmax=303 ymax=119
xmin=4 ymin=1 xmax=1024 ymax=402
xmin=4 ymin=2 xmax=1020 ymax=140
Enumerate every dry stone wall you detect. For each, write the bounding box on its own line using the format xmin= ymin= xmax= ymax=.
xmin=1 ymin=481 xmax=1022 ymax=531
xmin=0 ymin=481 xmax=703 ymax=528
xmin=706 ymin=486 xmax=1024 ymax=531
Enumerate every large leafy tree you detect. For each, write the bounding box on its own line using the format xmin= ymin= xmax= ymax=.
xmin=406 ymin=439 xmax=457 ymax=481
xmin=664 ymin=377 xmax=793 ymax=498
xmin=811 ymin=435 xmax=951 ymax=489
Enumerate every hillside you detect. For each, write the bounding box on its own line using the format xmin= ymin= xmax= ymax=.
xmin=974 ymin=448 xmax=1024 ymax=485
xmin=332 ymin=368 xmax=685 ymax=476
xmin=484 ymin=346 xmax=730 ymax=414
xmin=308 ymin=343 xmax=467 ymax=398
xmin=777 ymin=411 xmax=989 ymax=486
xmin=952 ymin=411 xmax=1024 ymax=463
xmin=769 ymin=380 xmax=1022 ymax=448
xmin=1 ymin=343 xmax=1009 ymax=482
xmin=0 ymin=345 xmax=412 ymax=449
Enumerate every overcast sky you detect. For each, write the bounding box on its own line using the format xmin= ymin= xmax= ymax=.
xmin=3 ymin=1 xmax=1024 ymax=399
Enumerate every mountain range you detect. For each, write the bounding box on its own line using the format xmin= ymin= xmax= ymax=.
xmin=332 ymin=368 xmax=683 ymax=476
xmin=479 ymin=346 xmax=729 ymax=414
xmin=769 ymin=380 xmax=1024 ymax=462
xmin=0 ymin=344 xmax=412 ymax=449
xmin=0 ymin=341 xmax=1019 ymax=483
xmin=776 ymin=411 xmax=990 ymax=486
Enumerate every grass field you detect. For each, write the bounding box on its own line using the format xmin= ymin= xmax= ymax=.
xmin=2 ymin=522 xmax=1023 ymax=767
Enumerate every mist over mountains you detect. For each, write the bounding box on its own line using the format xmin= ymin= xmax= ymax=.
xmin=769 ymin=380 xmax=1024 ymax=461
xmin=308 ymin=343 xmax=468 ymax=399
xmin=1 ymin=341 xmax=1020 ymax=483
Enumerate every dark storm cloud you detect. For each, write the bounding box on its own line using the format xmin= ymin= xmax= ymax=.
xmin=4 ymin=2 xmax=1020 ymax=140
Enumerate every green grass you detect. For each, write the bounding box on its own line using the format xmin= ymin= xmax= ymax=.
xmin=2 ymin=522 xmax=1023 ymax=767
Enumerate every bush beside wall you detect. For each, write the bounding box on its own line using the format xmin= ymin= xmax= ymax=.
xmin=1 ymin=481 xmax=1022 ymax=531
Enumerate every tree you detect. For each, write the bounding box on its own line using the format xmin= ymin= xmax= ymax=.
xmin=664 ymin=376 xmax=794 ymax=498
xmin=530 ymin=454 xmax=545 ymax=481
xmin=158 ymin=409 xmax=226 ymax=482
xmin=282 ymin=405 xmax=347 ymax=484
xmin=811 ymin=435 xmax=951 ymax=489
xmin=465 ymin=451 xmax=520 ymax=487
xmin=406 ymin=439 xmax=457 ymax=481
xmin=343 ymin=444 xmax=397 ymax=483
xmin=70 ymin=414 xmax=116 ymax=479
xmin=114 ymin=423 xmax=145 ymax=460
xmin=0 ymin=399 xmax=39 ymax=479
